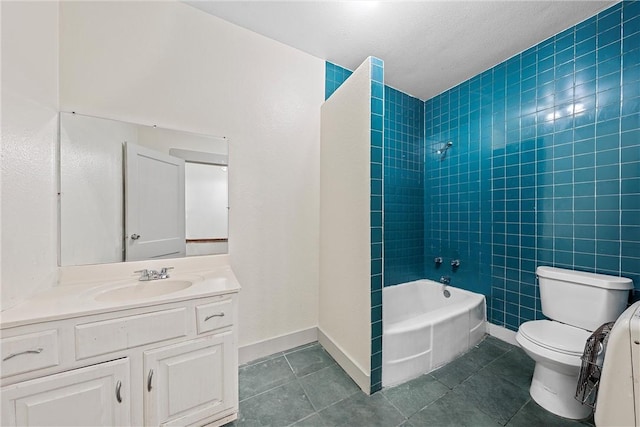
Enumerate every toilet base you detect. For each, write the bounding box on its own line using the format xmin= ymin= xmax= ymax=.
xmin=529 ymin=363 xmax=592 ymax=420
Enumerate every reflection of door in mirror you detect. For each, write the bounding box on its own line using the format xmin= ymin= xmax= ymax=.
xmin=125 ymin=143 xmax=186 ymax=261
xmin=59 ymin=112 xmax=228 ymax=267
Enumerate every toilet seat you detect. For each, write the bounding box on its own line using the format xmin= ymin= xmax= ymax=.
xmin=518 ymin=320 xmax=590 ymax=357
xmin=517 ymin=320 xmax=595 ymax=419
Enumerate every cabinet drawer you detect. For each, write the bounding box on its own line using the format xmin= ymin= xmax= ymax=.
xmin=1 ymin=330 xmax=59 ymax=378
xmin=196 ymin=300 xmax=233 ymax=334
xmin=76 ymin=308 xmax=187 ymax=359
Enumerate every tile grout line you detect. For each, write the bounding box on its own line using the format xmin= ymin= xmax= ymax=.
xmin=295 ymin=375 xmax=322 ymax=414
xmin=239 ymin=375 xmax=297 ymax=404
xmin=282 ymin=351 xmax=297 ymax=377
xmin=239 ymin=355 xmax=298 ymax=403
xmin=239 ymin=351 xmax=285 ymax=369
xmin=504 ymin=398 xmax=533 ymax=426
xmin=286 ymin=411 xmax=319 ymax=427
xmin=379 ymin=390 xmax=410 ymax=423
xmin=283 ymin=342 xmax=320 ymax=356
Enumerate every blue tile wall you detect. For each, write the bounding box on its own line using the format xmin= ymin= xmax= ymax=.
xmin=384 ymin=87 xmax=425 ymax=286
xmin=326 ymin=64 xmax=426 ymax=287
xmin=370 ymin=57 xmax=384 ymax=394
xmin=425 ymin=0 xmax=640 ymax=331
xmin=325 ymin=62 xmax=353 ymax=100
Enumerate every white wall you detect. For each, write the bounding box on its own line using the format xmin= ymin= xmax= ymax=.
xmin=1 ymin=1 xmax=59 ymax=310
xmin=58 ymin=1 xmax=324 ymax=347
xmin=319 ymin=58 xmax=372 ymax=391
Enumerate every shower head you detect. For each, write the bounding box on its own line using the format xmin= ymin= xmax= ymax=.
xmin=436 ymin=141 xmax=453 ymax=155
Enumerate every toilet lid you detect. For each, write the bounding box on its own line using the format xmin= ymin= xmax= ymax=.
xmin=519 ymin=320 xmax=591 ymax=356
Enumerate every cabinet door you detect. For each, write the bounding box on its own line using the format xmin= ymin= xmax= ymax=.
xmin=144 ymin=332 xmax=236 ymax=426
xmin=1 ymin=358 xmax=130 ymax=426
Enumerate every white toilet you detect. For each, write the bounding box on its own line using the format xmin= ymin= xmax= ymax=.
xmin=516 ymin=266 xmax=633 ymax=420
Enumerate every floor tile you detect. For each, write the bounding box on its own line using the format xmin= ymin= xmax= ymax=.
xmin=485 ymin=347 xmax=535 ymax=390
xmin=239 ymin=355 xmax=295 ymax=401
xmin=455 ymin=368 xmax=531 ymax=425
xmin=409 ymin=389 xmax=502 ymax=427
xmin=286 ymin=345 xmax=336 ymax=377
xmin=506 ymin=399 xmax=593 ymax=427
xmin=230 ymin=338 xmax=546 ymax=427
xmin=236 ymin=381 xmax=315 ymax=427
xmin=284 ymin=342 xmax=321 ymax=354
xmin=464 ymin=338 xmax=511 ymax=368
xmin=318 ymin=392 xmax=405 ymax=427
xmin=430 ymin=351 xmax=483 ymax=388
xmin=299 ymin=364 xmax=360 ymax=411
xmin=382 ymin=374 xmax=449 ymax=417
xmin=583 ymin=414 xmax=595 ymax=426
xmin=240 ymin=351 xmax=284 ymax=369
xmin=483 ymin=335 xmax=516 ymax=351
xmin=291 ymin=413 xmax=334 ymax=427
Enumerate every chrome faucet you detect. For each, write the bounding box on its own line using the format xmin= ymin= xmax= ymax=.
xmin=135 ymin=267 xmax=174 ymax=281
xmin=451 ymin=259 xmax=460 ymax=268
xmin=440 ymin=276 xmax=452 ymax=297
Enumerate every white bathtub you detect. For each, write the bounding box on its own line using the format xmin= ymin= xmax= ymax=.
xmin=382 ymin=279 xmax=486 ymax=387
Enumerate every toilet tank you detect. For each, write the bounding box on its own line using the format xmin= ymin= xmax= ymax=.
xmin=537 ymin=266 xmax=633 ymax=331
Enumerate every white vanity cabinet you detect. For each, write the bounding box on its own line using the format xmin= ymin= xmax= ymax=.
xmin=1 ymin=358 xmax=130 ymax=427
xmin=144 ymin=332 xmax=235 ymax=426
xmin=1 ymin=291 xmax=239 ymax=427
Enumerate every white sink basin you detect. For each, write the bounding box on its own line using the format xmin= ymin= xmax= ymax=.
xmin=93 ymin=280 xmax=193 ymax=302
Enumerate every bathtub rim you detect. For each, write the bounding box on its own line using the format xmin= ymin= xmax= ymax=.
xmin=383 ymin=279 xmax=485 ymax=334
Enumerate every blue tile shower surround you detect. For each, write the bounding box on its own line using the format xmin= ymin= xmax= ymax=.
xmin=327 ymin=62 xmax=426 ymax=287
xmin=384 ymin=87 xmax=425 ymax=286
xmin=326 ymin=61 xmax=423 ymax=391
xmin=425 ymin=0 xmax=640 ymax=331
xmin=325 ymin=62 xmax=353 ymax=100
xmin=326 ymin=0 xmax=640 ymax=388
xmin=370 ymin=57 xmax=385 ymax=394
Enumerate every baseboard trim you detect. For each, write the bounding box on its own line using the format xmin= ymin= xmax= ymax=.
xmin=318 ymin=328 xmax=370 ymax=394
xmin=487 ymin=322 xmax=518 ymax=346
xmin=239 ymin=327 xmax=318 ymax=365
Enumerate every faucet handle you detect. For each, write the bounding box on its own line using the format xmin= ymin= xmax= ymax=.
xmin=451 ymin=259 xmax=460 ymax=268
xmin=434 ymin=257 xmax=443 ymax=265
xmin=159 ymin=267 xmax=174 ymax=279
xmin=134 ymin=269 xmax=150 ymax=281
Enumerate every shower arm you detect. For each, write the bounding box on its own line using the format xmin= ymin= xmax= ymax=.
xmin=436 ymin=141 xmax=453 ymax=155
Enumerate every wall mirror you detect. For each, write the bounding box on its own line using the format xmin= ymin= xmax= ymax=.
xmin=59 ymin=112 xmax=228 ymax=266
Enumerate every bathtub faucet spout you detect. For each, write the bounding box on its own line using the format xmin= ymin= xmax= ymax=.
xmin=440 ymin=276 xmax=451 ymax=285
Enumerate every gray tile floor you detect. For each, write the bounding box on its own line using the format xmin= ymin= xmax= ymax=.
xmin=228 ymin=336 xmax=595 ymax=427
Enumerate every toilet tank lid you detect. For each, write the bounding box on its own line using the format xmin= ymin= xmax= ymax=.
xmin=536 ymin=266 xmax=633 ymax=290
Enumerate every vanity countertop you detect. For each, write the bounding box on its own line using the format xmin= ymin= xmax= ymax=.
xmin=1 ymin=255 xmax=240 ymax=329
